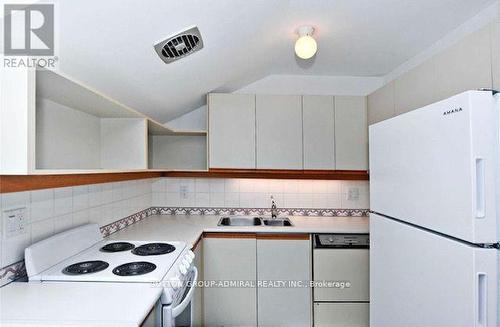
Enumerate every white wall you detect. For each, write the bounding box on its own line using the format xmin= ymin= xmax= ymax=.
xmin=165 ymin=106 xmax=207 ymax=131
xmin=383 ymin=1 xmax=500 ymax=84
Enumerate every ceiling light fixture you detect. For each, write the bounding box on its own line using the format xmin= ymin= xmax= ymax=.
xmin=294 ymin=26 xmax=317 ymax=59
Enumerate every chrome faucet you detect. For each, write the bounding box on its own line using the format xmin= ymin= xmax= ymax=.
xmin=270 ymin=196 xmax=278 ymax=219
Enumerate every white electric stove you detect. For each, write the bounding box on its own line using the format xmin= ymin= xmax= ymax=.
xmin=24 ymin=224 xmax=198 ymax=327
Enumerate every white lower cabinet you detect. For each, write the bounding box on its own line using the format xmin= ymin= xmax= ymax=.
xmin=202 ymin=234 xmax=312 ymax=327
xmin=257 ymin=235 xmax=312 ymax=327
xmin=203 ymin=235 xmax=257 ymax=327
xmin=192 ymin=242 xmax=203 ymax=327
xmin=314 ymin=303 xmax=369 ymax=327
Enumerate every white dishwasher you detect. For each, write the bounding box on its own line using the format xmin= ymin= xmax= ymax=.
xmin=313 ymin=234 xmax=369 ymax=327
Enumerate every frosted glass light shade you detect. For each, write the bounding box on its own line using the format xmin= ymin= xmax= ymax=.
xmin=294 ymin=35 xmax=317 ymax=59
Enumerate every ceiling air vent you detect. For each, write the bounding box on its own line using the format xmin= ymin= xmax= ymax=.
xmin=154 ymin=26 xmax=203 ymax=64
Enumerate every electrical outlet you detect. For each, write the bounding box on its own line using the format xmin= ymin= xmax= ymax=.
xmin=180 ymin=185 xmax=189 ymax=200
xmin=348 ymin=187 xmax=360 ymax=201
xmin=3 ymin=207 xmax=28 ymax=238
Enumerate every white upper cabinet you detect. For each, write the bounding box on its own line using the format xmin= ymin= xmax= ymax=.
xmin=256 ymin=95 xmax=303 ymax=169
xmin=303 ymin=95 xmax=335 ymax=170
xmin=208 ymin=93 xmax=256 ymax=169
xmin=335 ymin=96 xmax=368 ymax=170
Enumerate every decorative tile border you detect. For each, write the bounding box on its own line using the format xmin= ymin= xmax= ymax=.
xmin=99 ymin=207 xmax=154 ymax=237
xmin=151 ymin=207 xmax=369 ymax=217
xmin=0 ymin=261 xmax=26 ymax=287
xmin=0 ymin=206 xmax=369 ymax=287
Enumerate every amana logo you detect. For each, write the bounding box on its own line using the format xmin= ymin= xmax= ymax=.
xmin=443 ymin=107 xmax=463 ymax=116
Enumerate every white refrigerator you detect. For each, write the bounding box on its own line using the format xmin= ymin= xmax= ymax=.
xmin=369 ymin=90 xmax=500 ymax=327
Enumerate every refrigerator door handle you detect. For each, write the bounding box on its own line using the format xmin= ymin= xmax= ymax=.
xmin=475 ymin=158 xmax=485 ymax=218
xmin=476 ymin=273 xmax=487 ymax=327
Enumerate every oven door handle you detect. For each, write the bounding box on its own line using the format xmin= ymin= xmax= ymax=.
xmin=171 ymin=266 xmax=198 ymax=318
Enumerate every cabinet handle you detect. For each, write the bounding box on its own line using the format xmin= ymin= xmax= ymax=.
xmin=477 ymin=273 xmax=487 ymax=327
xmin=475 ymin=158 xmax=485 ymax=218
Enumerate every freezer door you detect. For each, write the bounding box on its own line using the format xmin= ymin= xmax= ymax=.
xmin=370 ymin=213 xmax=497 ymax=327
xmin=370 ymin=90 xmax=499 ymax=243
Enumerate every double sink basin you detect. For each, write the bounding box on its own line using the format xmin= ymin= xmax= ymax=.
xmin=218 ymin=216 xmax=293 ymax=227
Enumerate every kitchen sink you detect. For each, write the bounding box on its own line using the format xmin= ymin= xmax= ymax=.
xmin=218 ymin=216 xmax=262 ymax=226
xmin=262 ymin=218 xmax=293 ymax=226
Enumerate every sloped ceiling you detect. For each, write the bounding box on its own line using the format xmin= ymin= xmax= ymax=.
xmin=55 ymin=0 xmax=495 ymax=122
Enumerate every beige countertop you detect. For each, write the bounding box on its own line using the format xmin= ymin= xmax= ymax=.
xmin=109 ymin=214 xmax=370 ymax=247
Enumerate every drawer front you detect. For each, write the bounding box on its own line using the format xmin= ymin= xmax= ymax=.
xmin=314 ymin=303 xmax=369 ymax=327
xmin=313 ymin=249 xmax=369 ymax=301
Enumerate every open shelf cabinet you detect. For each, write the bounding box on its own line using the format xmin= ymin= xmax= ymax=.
xmin=0 ymin=67 xmax=207 ymax=175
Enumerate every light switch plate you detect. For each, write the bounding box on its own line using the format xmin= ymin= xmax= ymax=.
xmin=180 ymin=185 xmax=188 ymax=199
xmin=348 ymin=187 xmax=360 ymax=201
xmin=3 ymin=207 xmax=29 ymax=238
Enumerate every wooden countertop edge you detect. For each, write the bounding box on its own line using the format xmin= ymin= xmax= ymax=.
xmin=203 ymin=232 xmax=257 ymax=239
xmin=191 ymin=233 xmax=204 ymax=250
xmin=202 ymin=232 xmax=310 ymax=240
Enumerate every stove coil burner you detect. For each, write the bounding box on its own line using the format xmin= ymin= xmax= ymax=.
xmin=132 ymin=243 xmax=175 ymax=256
xmin=112 ymin=261 xmax=157 ymax=276
xmin=63 ymin=260 xmax=109 ymax=275
xmin=100 ymin=242 xmax=135 ymax=252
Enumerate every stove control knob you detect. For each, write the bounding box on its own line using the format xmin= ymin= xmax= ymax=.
xmin=170 ymin=276 xmax=181 ymax=290
xmin=182 ymin=259 xmax=190 ymax=268
xmin=185 ymin=255 xmax=193 ymax=264
xmin=187 ymin=250 xmax=195 ymax=259
xmin=179 ymin=265 xmax=188 ymax=275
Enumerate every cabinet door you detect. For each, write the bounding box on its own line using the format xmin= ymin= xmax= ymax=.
xmin=303 ymin=96 xmax=335 ymax=169
xmin=203 ymin=235 xmax=257 ymax=327
xmin=314 ymin=303 xmax=369 ymax=327
xmin=208 ymin=93 xmax=256 ymax=168
xmin=335 ymin=96 xmax=368 ymax=170
xmin=256 ymin=95 xmax=303 ymax=169
xmin=192 ymin=242 xmax=203 ymax=327
xmin=257 ymin=235 xmax=312 ymax=327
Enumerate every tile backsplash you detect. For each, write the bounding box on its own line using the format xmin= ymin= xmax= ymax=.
xmin=152 ymin=178 xmax=369 ymax=210
xmin=0 ymin=179 xmax=153 ymax=272
xmin=0 ymin=176 xmax=369 ymax=286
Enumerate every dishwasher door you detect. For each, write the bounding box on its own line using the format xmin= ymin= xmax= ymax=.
xmin=313 ymin=235 xmax=369 ymax=302
xmin=314 ymin=303 xmax=369 ymax=327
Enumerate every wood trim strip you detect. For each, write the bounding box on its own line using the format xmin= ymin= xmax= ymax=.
xmin=203 ymin=232 xmax=256 ymax=239
xmin=164 ymin=169 xmax=369 ymax=180
xmin=191 ymin=234 xmax=203 ymax=250
xmin=0 ymin=172 xmax=162 ymax=193
xmin=256 ymin=233 xmax=310 ymax=240
xmin=0 ymin=168 xmax=367 ymax=193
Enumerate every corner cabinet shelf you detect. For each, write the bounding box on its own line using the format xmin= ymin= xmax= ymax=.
xmin=147 ymin=120 xmax=208 ymax=170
